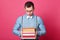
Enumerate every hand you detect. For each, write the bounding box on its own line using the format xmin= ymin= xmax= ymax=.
xmin=36 ymin=31 xmax=37 ymax=35
xmin=20 ymin=31 xmax=22 ymax=37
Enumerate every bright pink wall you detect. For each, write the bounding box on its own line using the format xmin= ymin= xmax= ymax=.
xmin=0 ymin=0 xmax=60 ymax=40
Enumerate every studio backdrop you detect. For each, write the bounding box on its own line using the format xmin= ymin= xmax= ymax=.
xmin=0 ymin=0 xmax=60 ymax=40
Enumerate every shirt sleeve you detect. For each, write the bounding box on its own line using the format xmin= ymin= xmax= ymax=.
xmin=13 ymin=17 xmax=22 ymax=37
xmin=37 ymin=16 xmax=46 ymax=36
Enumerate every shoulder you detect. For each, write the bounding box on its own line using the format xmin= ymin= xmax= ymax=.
xmin=16 ymin=16 xmax=23 ymax=21
xmin=36 ymin=16 xmax=43 ymax=24
xmin=34 ymin=15 xmax=42 ymax=20
xmin=36 ymin=16 xmax=42 ymax=20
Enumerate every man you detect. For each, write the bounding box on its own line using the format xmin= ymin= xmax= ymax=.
xmin=13 ymin=1 xmax=46 ymax=40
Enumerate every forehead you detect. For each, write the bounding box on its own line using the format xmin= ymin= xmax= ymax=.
xmin=25 ymin=6 xmax=33 ymax=10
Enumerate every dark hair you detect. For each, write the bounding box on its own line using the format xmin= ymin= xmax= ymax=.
xmin=24 ymin=1 xmax=34 ymax=9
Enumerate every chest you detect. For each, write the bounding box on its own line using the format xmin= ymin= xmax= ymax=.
xmin=21 ymin=16 xmax=38 ymax=28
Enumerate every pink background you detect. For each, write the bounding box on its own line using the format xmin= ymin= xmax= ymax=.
xmin=0 ymin=0 xmax=60 ymax=40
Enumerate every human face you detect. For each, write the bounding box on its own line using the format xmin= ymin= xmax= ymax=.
xmin=25 ymin=6 xmax=34 ymax=16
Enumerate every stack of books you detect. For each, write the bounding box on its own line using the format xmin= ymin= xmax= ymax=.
xmin=21 ymin=28 xmax=36 ymax=39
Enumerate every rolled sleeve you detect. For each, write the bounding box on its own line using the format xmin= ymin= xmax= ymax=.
xmin=37 ymin=17 xmax=46 ymax=36
xmin=13 ymin=17 xmax=22 ymax=37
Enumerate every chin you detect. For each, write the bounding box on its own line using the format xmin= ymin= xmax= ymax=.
xmin=28 ymin=14 xmax=32 ymax=16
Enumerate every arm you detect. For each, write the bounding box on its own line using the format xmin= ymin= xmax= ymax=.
xmin=13 ymin=17 xmax=22 ymax=37
xmin=37 ymin=17 xmax=46 ymax=36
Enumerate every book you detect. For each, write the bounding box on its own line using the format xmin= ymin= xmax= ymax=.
xmin=21 ymin=28 xmax=36 ymax=39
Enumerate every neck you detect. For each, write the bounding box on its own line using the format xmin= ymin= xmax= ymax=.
xmin=28 ymin=15 xmax=32 ymax=16
xmin=26 ymin=13 xmax=34 ymax=16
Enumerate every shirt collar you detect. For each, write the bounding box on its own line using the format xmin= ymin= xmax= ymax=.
xmin=27 ymin=16 xmax=33 ymax=19
xmin=24 ymin=13 xmax=34 ymax=19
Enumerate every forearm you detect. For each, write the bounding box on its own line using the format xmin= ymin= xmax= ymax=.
xmin=38 ymin=24 xmax=46 ymax=36
xmin=38 ymin=30 xmax=46 ymax=36
xmin=13 ymin=29 xmax=21 ymax=36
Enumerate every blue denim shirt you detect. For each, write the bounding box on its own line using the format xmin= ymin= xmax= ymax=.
xmin=13 ymin=13 xmax=46 ymax=37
